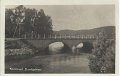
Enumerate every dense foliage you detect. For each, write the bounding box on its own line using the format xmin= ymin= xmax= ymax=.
xmin=5 ymin=5 xmax=53 ymax=38
xmin=89 ymin=31 xmax=115 ymax=73
xmin=5 ymin=39 xmax=38 ymax=61
xmin=5 ymin=39 xmax=36 ymax=56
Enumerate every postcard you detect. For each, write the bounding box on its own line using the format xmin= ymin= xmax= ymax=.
xmin=0 ymin=0 xmax=119 ymax=76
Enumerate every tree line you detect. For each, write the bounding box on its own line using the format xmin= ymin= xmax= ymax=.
xmin=5 ymin=5 xmax=53 ymax=38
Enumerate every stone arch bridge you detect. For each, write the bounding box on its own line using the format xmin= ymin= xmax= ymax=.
xmin=25 ymin=39 xmax=95 ymax=51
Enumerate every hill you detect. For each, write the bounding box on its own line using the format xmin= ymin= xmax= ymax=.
xmin=54 ymin=26 xmax=115 ymax=38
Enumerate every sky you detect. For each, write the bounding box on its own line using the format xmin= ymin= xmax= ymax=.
xmin=6 ymin=5 xmax=115 ymax=31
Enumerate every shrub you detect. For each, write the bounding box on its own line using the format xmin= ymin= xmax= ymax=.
xmin=89 ymin=31 xmax=115 ymax=73
xmin=5 ymin=39 xmax=37 ymax=61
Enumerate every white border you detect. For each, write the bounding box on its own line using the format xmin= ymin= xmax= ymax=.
xmin=0 ymin=0 xmax=119 ymax=76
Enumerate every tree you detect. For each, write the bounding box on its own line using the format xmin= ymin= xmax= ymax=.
xmin=6 ymin=5 xmax=26 ymax=38
xmin=35 ymin=9 xmax=53 ymax=38
xmin=5 ymin=5 xmax=53 ymax=38
xmin=24 ymin=8 xmax=37 ymax=38
xmin=5 ymin=8 xmax=15 ymax=37
xmin=89 ymin=31 xmax=115 ymax=73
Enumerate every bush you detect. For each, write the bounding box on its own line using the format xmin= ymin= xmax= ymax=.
xmin=5 ymin=40 xmax=22 ymax=49
xmin=5 ymin=39 xmax=37 ymax=61
xmin=89 ymin=31 xmax=115 ymax=73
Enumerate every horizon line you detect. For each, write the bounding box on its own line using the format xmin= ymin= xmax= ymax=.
xmin=53 ymin=25 xmax=115 ymax=31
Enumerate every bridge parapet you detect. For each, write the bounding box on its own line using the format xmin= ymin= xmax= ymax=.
xmin=22 ymin=34 xmax=96 ymax=40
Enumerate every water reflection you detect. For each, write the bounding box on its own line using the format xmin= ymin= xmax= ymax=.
xmin=6 ymin=53 xmax=91 ymax=73
xmin=41 ymin=53 xmax=90 ymax=73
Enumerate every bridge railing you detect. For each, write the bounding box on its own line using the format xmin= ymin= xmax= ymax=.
xmin=20 ymin=34 xmax=96 ymax=40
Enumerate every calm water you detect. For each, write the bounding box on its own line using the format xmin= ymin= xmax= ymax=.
xmin=5 ymin=53 xmax=91 ymax=73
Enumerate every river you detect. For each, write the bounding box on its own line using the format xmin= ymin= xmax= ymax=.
xmin=5 ymin=53 xmax=91 ymax=73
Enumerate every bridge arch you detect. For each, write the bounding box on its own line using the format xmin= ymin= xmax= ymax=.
xmin=26 ymin=39 xmax=94 ymax=54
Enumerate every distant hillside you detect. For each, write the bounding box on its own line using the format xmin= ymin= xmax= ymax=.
xmin=54 ymin=26 xmax=115 ymax=38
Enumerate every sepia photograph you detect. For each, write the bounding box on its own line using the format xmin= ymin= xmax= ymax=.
xmin=4 ymin=5 xmax=116 ymax=74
